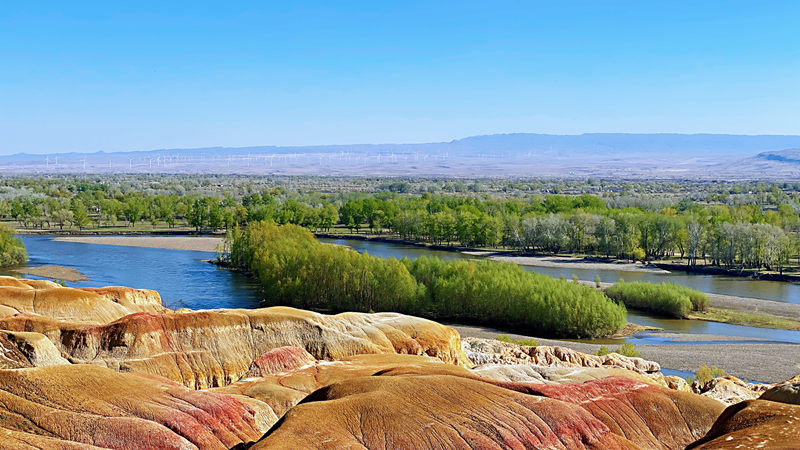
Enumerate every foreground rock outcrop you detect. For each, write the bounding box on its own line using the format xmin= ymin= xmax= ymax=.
xmin=0 ymin=364 xmax=262 ymax=449
xmin=688 ymin=381 xmax=800 ymax=448
xmin=252 ymin=374 xmax=723 ymax=450
xmin=0 ymin=276 xmax=791 ymax=449
xmin=0 ymin=305 xmax=469 ymax=389
xmin=0 ymin=277 xmax=166 ymax=323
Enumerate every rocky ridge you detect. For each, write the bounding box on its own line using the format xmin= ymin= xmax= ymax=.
xmin=0 ymin=276 xmax=795 ymax=449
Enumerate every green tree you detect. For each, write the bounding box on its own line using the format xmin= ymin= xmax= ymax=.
xmin=0 ymin=224 xmax=26 ymax=267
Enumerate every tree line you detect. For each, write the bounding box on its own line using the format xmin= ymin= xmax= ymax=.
xmin=3 ymin=177 xmax=800 ymax=273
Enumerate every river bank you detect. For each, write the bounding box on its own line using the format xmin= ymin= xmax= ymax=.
xmin=493 ymin=255 xmax=669 ymax=273
xmin=38 ymin=234 xmax=800 ymax=332
xmin=451 ymin=323 xmax=799 ymax=383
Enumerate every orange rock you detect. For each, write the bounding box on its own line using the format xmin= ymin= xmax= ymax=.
xmin=0 ymin=306 xmax=470 ymax=388
xmin=218 ymin=353 xmax=723 ymax=449
xmin=251 ymin=374 xmax=640 ymax=449
xmin=0 ymin=276 xmax=60 ymax=289
xmin=0 ymin=283 xmax=166 ymax=323
xmin=687 ymin=399 xmax=800 ymax=449
xmin=0 ymin=364 xmax=263 ymax=449
xmin=524 ymin=377 xmax=725 ymax=449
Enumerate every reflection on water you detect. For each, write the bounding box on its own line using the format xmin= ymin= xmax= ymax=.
xmin=10 ymin=236 xmax=262 ymax=311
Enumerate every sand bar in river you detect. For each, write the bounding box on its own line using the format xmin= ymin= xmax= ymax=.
xmin=12 ymin=265 xmax=87 ymax=282
xmin=54 ymin=236 xmax=225 ymax=252
xmin=490 ymin=255 xmax=670 ymax=273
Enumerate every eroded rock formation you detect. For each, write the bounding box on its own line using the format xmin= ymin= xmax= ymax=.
xmin=0 ymin=305 xmax=469 ymax=389
xmin=0 ymin=277 xmax=790 ymax=449
xmin=0 ymin=364 xmax=263 ymax=449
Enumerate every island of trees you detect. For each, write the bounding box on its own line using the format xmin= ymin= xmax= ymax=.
xmin=227 ymin=222 xmax=627 ymax=338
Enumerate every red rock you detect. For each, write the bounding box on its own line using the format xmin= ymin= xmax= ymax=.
xmin=251 ymin=374 xmax=640 ymax=449
xmin=0 ymin=306 xmax=470 ymax=388
xmin=524 ymin=376 xmax=725 ymax=449
xmin=244 ymin=346 xmax=317 ymax=377
xmin=0 ymin=364 xmax=262 ymax=449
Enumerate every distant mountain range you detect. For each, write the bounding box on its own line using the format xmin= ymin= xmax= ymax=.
xmin=4 ymin=133 xmax=800 ymax=179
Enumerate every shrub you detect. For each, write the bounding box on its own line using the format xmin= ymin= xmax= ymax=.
xmin=595 ymin=345 xmax=611 ymax=356
xmin=230 ymin=222 xmax=628 ymax=339
xmin=670 ymin=284 xmax=709 ymax=312
xmin=405 ymin=256 xmax=627 ymax=338
xmin=496 ymin=334 xmax=538 ymax=346
xmin=604 ymin=281 xmax=693 ymax=318
xmin=595 ymin=343 xmax=638 ymax=357
xmin=0 ymin=224 xmax=26 ymax=267
xmin=594 ymin=275 xmax=601 ymax=288
xmin=228 ymin=222 xmax=420 ymax=313
xmin=496 ymin=334 xmax=512 ymax=343
xmin=616 ymin=342 xmax=639 ymax=357
xmin=695 ymin=364 xmax=726 ymax=384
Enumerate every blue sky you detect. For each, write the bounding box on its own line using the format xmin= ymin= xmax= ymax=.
xmin=1 ymin=1 xmax=799 ymax=154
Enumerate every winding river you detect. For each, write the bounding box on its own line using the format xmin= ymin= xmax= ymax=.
xmin=8 ymin=235 xmax=800 ymax=346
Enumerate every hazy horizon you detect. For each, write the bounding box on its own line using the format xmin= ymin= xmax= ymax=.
xmin=6 ymin=131 xmax=800 ymax=157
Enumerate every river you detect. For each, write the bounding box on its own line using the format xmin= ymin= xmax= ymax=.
xmin=319 ymin=238 xmax=800 ymax=305
xmin=7 ymin=235 xmax=262 ymax=311
xmin=8 ymin=235 xmax=800 ymax=346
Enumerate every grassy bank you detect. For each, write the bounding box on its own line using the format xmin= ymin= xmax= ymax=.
xmin=689 ymin=307 xmax=800 ymax=331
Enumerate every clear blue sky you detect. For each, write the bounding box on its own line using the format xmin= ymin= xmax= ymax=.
xmin=2 ymin=1 xmax=799 ymax=154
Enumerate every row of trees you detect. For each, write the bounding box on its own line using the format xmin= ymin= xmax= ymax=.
xmin=0 ymin=194 xmax=248 ymax=232
xmin=3 ymin=182 xmax=800 ymax=273
xmin=227 ymin=222 xmax=627 ymax=338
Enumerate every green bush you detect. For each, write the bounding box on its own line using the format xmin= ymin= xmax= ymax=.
xmin=496 ymin=334 xmax=538 ymax=346
xmin=496 ymin=334 xmax=512 ymax=343
xmin=405 ymin=256 xmax=627 ymax=338
xmin=695 ymin=364 xmax=726 ymax=384
xmin=604 ymin=281 xmax=694 ymax=318
xmin=670 ymin=284 xmax=709 ymax=312
xmin=616 ymin=342 xmax=638 ymax=357
xmin=230 ymin=222 xmax=628 ymax=338
xmin=228 ymin=222 xmax=420 ymax=313
xmin=0 ymin=224 xmax=26 ymax=267
xmin=595 ymin=343 xmax=637 ymax=357
xmin=594 ymin=345 xmax=611 ymax=356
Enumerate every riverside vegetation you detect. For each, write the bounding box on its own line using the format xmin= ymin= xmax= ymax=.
xmin=604 ymin=281 xmax=709 ymax=318
xmin=4 ymin=175 xmax=800 ymax=275
xmin=227 ymin=222 xmax=627 ymax=338
xmin=0 ymin=224 xmax=26 ymax=267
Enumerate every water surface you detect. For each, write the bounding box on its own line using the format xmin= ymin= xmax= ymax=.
xmin=11 ymin=235 xmax=800 ymax=346
xmin=11 ymin=235 xmax=261 ymax=310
